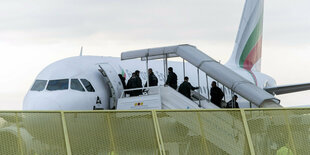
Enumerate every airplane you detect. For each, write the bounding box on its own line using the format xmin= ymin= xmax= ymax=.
xmin=22 ymin=0 xmax=310 ymax=111
xmin=2 ymin=0 xmax=310 ymax=154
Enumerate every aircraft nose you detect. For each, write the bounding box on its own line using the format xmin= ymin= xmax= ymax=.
xmin=23 ymin=93 xmax=62 ymax=110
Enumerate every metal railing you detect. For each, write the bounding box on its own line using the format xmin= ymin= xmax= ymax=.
xmin=120 ymin=86 xmax=161 ymax=98
xmin=1 ymin=108 xmax=310 ymax=155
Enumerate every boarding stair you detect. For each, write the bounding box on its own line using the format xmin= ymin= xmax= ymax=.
xmin=116 ymin=86 xmax=220 ymax=110
xmin=121 ymin=44 xmax=281 ymax=108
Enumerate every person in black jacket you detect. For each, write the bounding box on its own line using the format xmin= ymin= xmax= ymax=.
xmin=144 ymin=68 xmax=158 ymax=87
xmin=126 ymin=73 xmax=136 ymax=96
xmin=178 ymin=76 xmax=199 ymax=99
xmin=131 ymin=70 xmax=142 ymax=96
xmin=165 ymin=67 xmax=178 ymax=89
xmin=226 ymin=95 xmax=239 ymax=108
xmin=134 ymin=70 xmax=142 ymax=87
xmin=210 ymin=81 xmax=224 ymax=108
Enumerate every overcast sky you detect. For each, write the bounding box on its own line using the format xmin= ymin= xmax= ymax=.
xmin=0 ymin=0 xmax=309 ymax=110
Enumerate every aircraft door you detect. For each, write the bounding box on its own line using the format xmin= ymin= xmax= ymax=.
xmin=99 ymin=64 xmax=123 ymax=109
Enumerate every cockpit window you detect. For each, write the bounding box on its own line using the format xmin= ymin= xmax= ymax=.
xmin=80 ymin=79 xmax=95 ymax=92
xmin=47 ymin=79 xmax=69 ymax=91
xmin=71 ymin=79 xmax=85 ymax=92
xmin=31 ymin=80 xmax=47 ymax=91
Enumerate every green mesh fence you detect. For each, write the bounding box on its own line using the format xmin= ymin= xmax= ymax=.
xmin=0 ymin=109 xmax=309 ymax=155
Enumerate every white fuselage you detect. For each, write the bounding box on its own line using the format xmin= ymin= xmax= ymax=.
xmin=23 ymin=56 xmax=277 ymax=110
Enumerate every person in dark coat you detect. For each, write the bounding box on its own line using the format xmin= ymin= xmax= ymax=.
xmin=226 ymin=95 xmax=239 ymax=108
xmin=131 ymin=70 xmax=142 ymax=96
xmin=165 ymin=67 xmax=178 ymax=89
xmin=118 ymin=74 xmax=126 ymax=89
xmin=210 ymin=81 xmax=224 ymax=108
xmin=178 ymin=76 xmax=199 ymax=99
xmin=144 ymin=68 xmax=158 ymax=87
xmin=134 ymin=70 xmax=142 ymax=87
xmin=126 ymin=73 xmax=136 ymax=96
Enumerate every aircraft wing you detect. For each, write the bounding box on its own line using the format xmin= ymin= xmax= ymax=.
xmin=264 ymin=83 xmax=310 ymax=95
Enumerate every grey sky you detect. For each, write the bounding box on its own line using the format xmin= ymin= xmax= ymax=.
xmin=0 ymin=0 xmax=310 ymax=109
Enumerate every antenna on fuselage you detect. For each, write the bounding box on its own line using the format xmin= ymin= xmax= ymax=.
xmin=80 ymin=46 xmax=83 ymax=56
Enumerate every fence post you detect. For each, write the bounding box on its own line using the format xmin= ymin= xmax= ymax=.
xmin=152 ymin=110 xmax=165 ymax=155
xmin=15 ymin=113 xmax=24 ymax=155
xmin=284 ymin=110 xmax=297 ymax=155
xmin=240 ymin=109 xmax=255 ymax=155
xmin=196 ymin=112 xmax=210 ymax=154
xmin=61 ymin=112 xmax=72 ymax=155
xmin=107 ymin=113 xmax=116 ymax=153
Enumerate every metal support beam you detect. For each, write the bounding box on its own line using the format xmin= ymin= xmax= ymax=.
xmin=152 ymin=110 xmax=166 ymax=155
xmin=163 ymin=54 xmax=168 ymax=82
xmin=183 ymin=59 xmax=185 ymax=79
xmin=146 ymin=56 xmax=149 ymax=87
xmin=240 ymin=109 xmax=255 ymax=155
xmin=206 ymin=74 xmax=210 ymax=100
xmin=196 ymin=112 xmax=210 ymax=154
xmin=232 ymin=91 xmax=235 ymax=108
xmin=163 ymin=58 xmax=166 ymax=82
xmin=223 ymin=85 xmax=226 ymax=102
xmin=15 ymin=113 xmax=24 ymax=155
xmin=61 ymin=112 xmax=72 ymax=155
xmin=284 ymin=110 xmax=297 ymax=155
xmin=107 ymin=113 xmax=116 ymax=154
xmin=197 ymin=68 xmax=201 ymax=107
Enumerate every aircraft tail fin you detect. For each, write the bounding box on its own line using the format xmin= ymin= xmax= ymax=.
xmin=227 ymin=0 xmax=264 ymax=72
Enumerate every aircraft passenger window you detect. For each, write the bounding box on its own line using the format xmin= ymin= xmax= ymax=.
xmin=80 ymin=79 xmax=95 ymax=92
xmin=47 ymin=79 xmax=69 ymax=91
xmin=71 ymin=79 xmax=85 ymax=92
xmin=31 ymin=80 xmax=47 ymax=91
